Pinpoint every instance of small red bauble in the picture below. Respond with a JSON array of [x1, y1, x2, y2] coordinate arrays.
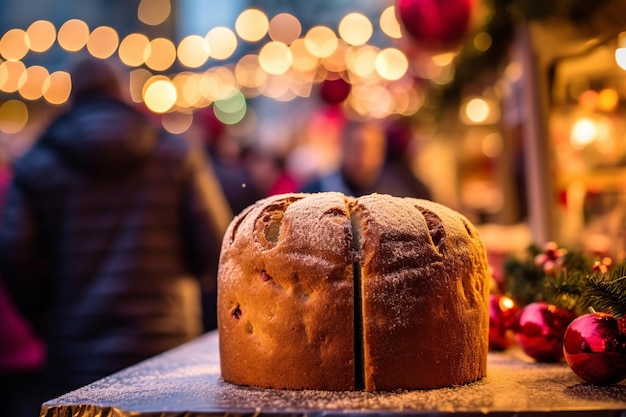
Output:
[[563, 312, 626, 385], [514, 301, 576, 362], [489, 294, 519, 351], [319, 77, 351, 104], [395, 0, 474, 51]]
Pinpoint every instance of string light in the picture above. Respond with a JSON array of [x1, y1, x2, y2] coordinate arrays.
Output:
[[0, 4, 439, 133]]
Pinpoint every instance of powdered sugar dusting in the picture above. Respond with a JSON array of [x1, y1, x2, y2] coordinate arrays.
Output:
[[43, 332, 626, 416]]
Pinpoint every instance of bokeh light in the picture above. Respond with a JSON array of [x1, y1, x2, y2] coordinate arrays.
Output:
[[57, 19, 89, 52], [144, 37, 176, 71], [177, 35, 210, 68], [138, 0, 171, 26], [380, 6, 402, 39], [0, 100, 28, 134], [375, 47, 408, 81], [43, 71, 72, 105], [205, 27, 237, 60], [289, 39, 319, 73], [304, 26, 338, 58], [87, 26, 119, 59], [0, 60, 26, 93], [0, 29, 30, 61], [18, 65, 49, 100], [259, 41, 292, 75], [268, 13, 302, 44], [161, 111, 193, 134], [236, 9, 269, 42], [338, 13, 373, 46], [213, 91, 247, 124], [118, 33, 150, 67], [26, 20, 56, 53], [143, 76, 177, 113]]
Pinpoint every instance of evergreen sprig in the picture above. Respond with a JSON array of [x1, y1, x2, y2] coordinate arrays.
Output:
[[502, 243, 626, 317], [583, 270, 626, 318]]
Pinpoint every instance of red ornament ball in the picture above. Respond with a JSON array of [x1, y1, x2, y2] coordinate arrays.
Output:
[[395, 0, 474, 51], [489, 294, 519, 351], [514, 302, 576, 362], [563, 312, 626, 385], [319, 77, 351, 104]]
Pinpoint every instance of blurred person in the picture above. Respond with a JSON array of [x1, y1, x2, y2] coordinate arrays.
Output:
[[377, 120, 432, 200], [243, 145, 299, 197], [0, 57, 232, 407], [197, 108, 263, 215], [300, 119, 432, 199]]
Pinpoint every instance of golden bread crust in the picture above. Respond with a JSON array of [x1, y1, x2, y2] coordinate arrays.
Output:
[[217, 192, 489, 391]]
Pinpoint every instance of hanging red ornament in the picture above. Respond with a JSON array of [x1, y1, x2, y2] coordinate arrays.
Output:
[[489, 294, 519, 351], [563, 312, 626, 385], [514, 301, 576, 362], [395, 0, 475, 52], [319, 76, 351, 104]]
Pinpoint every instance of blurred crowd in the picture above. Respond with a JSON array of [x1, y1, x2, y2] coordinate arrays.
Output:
[[0, 57, 432, 417]]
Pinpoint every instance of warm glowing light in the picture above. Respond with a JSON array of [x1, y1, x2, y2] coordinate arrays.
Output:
[[304, 26, 338, 58], [87, 26, 119, 59], [346, 45, 378, 78], [177, 35, 209, 68], [578, 90, 598, 109], [214, 91, 247, 125], [432, 52, 455, 66], [322, 40, 348, 73], [289, 39, 318, 73], [0, 60, 26, 93], [0, 100, 28, 134], [482, 133, 502, 158], [0, 29, 30, 60], [268, 13, 302, 44], [58, 19, 89, 52], [18, 65, 49, 100], [205, 27, 237, 60], [462, 97, 491, 124], [175, 72, 205, 107], [143, 76, 177, 113], [118, 33, 150, 67], [258, 41, 293, 75], [375, 48, 408, 81], [201, 67, 237, 101], [570, 117, 597, 149], [144, 37, 176, 71], [473, 32, 492, 52], [380, 6, 402, 39], [161, 111, 193, 134], [349, 84, 394, 119], [597, 88, 619, 111], [236, 54, 266, 89], [261, 74, 295, 101], [338, 13, 373, 46], [26, 20, 56, 53], [138, 0, 171, 26], [236, 9, 269, 42], [129, 68, 152, 103], [43, 71, 72, 105], [615, 47, 626, 70]]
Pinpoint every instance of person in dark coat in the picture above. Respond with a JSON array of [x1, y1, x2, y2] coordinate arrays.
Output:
[[0, 58, 232, 405]]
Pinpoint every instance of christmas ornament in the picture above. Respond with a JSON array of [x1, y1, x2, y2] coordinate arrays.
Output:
[[489, 294, 519, 351], [563, 312, 626, 385], [395, 0, 475, 51], [319, 76, 351, 104], [514, 301, 576, 362], [534, 241, 567, 274]]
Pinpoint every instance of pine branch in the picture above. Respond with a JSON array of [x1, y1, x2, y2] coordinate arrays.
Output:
[[584, 268, 626, 318]]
